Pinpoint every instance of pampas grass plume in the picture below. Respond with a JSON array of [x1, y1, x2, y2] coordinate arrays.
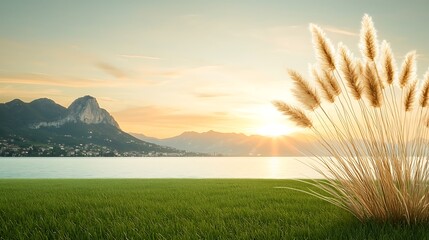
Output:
[[419, 69, 429, 107], [380, 40, 397, 85], [310, 24, 337, 71], [360, 14, 379, 61], [338, 43, 362, 100], [273, 101, 313, 128], [288, 69, 321, 111], [399, 51, 417, 88], [275, 14, 429, 224]]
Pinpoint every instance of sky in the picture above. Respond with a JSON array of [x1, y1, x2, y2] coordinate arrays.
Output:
[[1, 0, 429, 138]]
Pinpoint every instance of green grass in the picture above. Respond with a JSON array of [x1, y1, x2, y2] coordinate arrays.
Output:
[[0, 179, 428, 239]]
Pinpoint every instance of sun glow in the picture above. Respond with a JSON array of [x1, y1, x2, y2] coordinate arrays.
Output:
[[256, 123, 293, 137], [247, 105, 298, 137]]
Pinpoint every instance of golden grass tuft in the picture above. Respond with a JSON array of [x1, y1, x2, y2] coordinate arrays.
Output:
[[312, 67, 336, 103], [360, 14, 379, 61], [323, 70, 341, 96], [310, 24, 336, 71], [338, 44, 362, 100], [380, 40, 397, 85], [399, 51, 417, 88], [419, 69, 429, 107], [404, 80, 417, 111], [288, 69, 321, 111], [275, 14, 429, 224], [363, 62, 382, 107], [272, 101, 313, 128]]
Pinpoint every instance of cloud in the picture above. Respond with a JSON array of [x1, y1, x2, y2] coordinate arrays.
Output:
[[114, 106, 229, 126], [136, 65, 221, 79], [194, 92, 232, 98], [323, 26, 358, 36], [0, 87, 63, 99], [0, 73, 118, 88], [112, 105, 249, 138], [95, 62, 127, 78], [120, 54, 161, 60], [249, 24, 357, 54]]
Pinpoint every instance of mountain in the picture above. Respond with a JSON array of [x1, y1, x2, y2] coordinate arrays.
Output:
[[0, 96, 193, 157], [132, 130, 321, 156], [31, 95, 119, 129], [0, 98, 68, 131]]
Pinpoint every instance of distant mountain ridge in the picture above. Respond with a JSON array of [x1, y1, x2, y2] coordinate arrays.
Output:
[[0, 96, 192, 156], [132, 130, 320, 156]]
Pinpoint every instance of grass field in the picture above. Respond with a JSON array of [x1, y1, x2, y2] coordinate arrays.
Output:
[[0, 179, 428, 239]]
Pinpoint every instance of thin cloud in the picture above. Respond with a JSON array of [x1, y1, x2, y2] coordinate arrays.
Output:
[[137, 65, 221, 79], [194, 92, 232, 98], [324, 26, 358, 36], [0, 87, 65, 104], [29, 72, 51, 77], [112, 105, 246, 138], [98, 97, 119, 102], [96, 62, 127, 78], [0, 74, 118, 88], [120, 54, 161, 60]]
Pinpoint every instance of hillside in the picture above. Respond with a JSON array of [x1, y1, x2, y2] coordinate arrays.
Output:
[[0, 96, 195, 157]]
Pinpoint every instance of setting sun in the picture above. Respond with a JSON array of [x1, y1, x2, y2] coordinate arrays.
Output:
[[256, 123, 293, 137], [249, 105, 297, 137]]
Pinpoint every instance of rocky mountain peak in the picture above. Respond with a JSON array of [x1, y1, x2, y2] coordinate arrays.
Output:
[[31, 95, 120, 129], [68, 95, 99, 115], [66, 95, 119, 128]]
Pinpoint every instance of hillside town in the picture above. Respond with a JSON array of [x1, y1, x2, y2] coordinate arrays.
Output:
[[0, 136, 194, 157]]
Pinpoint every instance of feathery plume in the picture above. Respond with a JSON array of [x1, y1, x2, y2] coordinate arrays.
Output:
[[312, 67, 335, 103], [273, 101, 313, 128], [419, 69, 429, 107], [338, 43, 362, 100], [404, 80, 417, 111], [363, 62, 382, 107], [275, 14, 429, 224], [380, 40, 397, 85], [399, 51, 417, 88], [310, 24, 336, 71], [360, 14, 379, 61], [288, 69, 321, 111], [356, 59, 364, 76], [323, 70, 341, 96]]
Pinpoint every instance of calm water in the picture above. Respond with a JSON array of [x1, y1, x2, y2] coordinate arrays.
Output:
[[0, 157, 323, 179]]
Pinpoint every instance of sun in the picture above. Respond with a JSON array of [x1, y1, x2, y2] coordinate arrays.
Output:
[[256, 123, 294, 137], [246, 104, 298, 137]]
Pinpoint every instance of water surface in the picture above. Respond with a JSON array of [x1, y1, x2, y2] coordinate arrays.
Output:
[[0, 157, 323, 178]]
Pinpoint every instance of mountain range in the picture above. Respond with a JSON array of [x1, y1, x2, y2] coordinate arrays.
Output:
[[0, 95, 319, 157], [131, 130, 319, 156], [0, 96, 189, 156]]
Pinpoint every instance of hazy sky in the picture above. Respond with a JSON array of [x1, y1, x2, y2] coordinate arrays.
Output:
[[1, 1, 429, 137]]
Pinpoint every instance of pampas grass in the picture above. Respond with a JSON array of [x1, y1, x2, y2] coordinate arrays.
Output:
[[399, 51, 417, 88], [360, 14, 379, 62], [275, 15, 429, 224], [312, 67, 336, 103], [419, 70, 429, 107], [288, 69, 321, 111]]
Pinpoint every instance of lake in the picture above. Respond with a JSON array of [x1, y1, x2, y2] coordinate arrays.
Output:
[[0, 157, 324, 179]]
